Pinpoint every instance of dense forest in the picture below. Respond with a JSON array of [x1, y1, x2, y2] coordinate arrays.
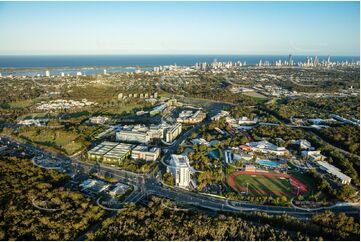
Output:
[[89, 196, 360, 241], [316, 125, 360, 155], [0, 157, 105, 240], [268, 96, 360, 120], [0, 155, 359, 241]]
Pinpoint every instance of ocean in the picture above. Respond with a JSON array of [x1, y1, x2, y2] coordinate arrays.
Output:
[[0, 55, 359, 76]]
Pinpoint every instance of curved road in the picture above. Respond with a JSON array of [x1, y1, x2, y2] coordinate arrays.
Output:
[[2, 126, 359, 220]]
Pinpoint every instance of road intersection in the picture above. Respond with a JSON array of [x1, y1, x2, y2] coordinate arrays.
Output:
[[1, 118, 359, 220]]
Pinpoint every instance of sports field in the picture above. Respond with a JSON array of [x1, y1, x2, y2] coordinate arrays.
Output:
[[227, 171, 308, 197]]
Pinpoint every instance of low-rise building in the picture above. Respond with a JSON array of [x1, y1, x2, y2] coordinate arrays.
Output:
[[148, 124, 164, 139], [190, 138, 209, 146], [238, 116, 258, 125], [177, 110, 206, 124], [301, 150, 326, 161], [89, 116, 109, 124], [294, 139, 313, 150], [211, 110, 229, 121], [316, 160, 352, 185], [108, 182, 130, 197], [80, 179, 110, 194], [150, 104, 166, 116], [103, 143, 134, 164], [169, 154, 191, 188], [245, 140, 289, 156], [244, 165, 256, 172], [131, 145, 160, 161], [88, 141, 118, 162], [116, 130, 150, 144], [233, 152, 253, 161], [87, 141, 134, 164], [18, 118, 49, 126]]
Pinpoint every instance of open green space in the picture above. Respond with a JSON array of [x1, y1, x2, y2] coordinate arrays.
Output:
[[99, 103, 145, 116], [288, 170, 316, 197], [242, 91, 268, 99], [60, 111, 90, 119], [19, 112, 59, 120], [233, 173, 294, 197], [8, 99, 34, 109], [19, 128, 84, 155]]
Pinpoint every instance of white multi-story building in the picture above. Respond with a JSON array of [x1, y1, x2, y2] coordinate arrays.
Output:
[[116, 130, 150, 144], [45, 70, 50, 77], [147, 124, 164, 139], [177, 110, 206, 124], [131, 145, 160, 161], [164, 123, 182, 143], [169, 154, 191, 188], [211, 110, 229, 121], [89, 116, 109, 124]]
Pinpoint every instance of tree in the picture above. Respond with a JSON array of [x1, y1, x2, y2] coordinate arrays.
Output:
[[163, 172, 174, 186], [337, 184, 356, 201]]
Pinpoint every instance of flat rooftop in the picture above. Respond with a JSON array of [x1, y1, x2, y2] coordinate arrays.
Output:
[[317, 160, 351, 181], [103, 143, 134, 158], [171, 154, 190, 168], [88, 141, 118, 156], [132, 145, 148, 152], [117, 130, 148, 136], [133, 145, 160, 153]]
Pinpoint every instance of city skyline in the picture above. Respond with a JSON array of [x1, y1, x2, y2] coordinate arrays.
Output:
[[0, 1, 359, 56]]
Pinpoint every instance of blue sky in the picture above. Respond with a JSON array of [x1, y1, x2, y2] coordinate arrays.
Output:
[[0, 1, 359, 56]]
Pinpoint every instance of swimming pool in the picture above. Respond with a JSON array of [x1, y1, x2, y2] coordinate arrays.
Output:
[[256, 159, 281, 167]]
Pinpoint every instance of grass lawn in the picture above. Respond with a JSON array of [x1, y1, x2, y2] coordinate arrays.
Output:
[[288, 170, 316, 197], [98, 103, 144, 115], [242, 91, 268, 99], [9, 100, 34, 109], [232, 173, 294, 197], [60, 111, 90, 119], [19, 128, 84, 155], [9, 97, 50, 109], [19, 112, 59, 120]]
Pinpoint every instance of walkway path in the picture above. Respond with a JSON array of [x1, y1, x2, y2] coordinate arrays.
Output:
[[290, 198, 360, 212], [31, 198, 63, 211]]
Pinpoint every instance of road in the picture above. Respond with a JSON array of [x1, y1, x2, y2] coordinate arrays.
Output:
[[142, 174, 359, 218], [1, 123, 359, 220], [162, 124, 202, 162]]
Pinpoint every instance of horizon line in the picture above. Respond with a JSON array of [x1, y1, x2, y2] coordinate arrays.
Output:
[[0, 53, 359, 57]]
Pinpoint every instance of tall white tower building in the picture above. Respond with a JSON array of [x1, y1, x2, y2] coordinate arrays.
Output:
[[169, 154, 191, 188]]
